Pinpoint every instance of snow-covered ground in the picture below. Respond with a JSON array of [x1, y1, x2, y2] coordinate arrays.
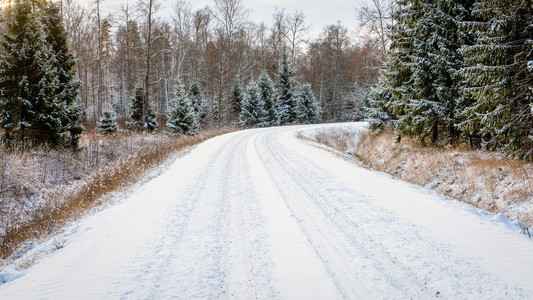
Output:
[[1, 122, 533, 299]]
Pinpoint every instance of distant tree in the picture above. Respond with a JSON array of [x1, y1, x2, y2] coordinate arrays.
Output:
[[356, 0, 397, 58], [98, 111, 118, 134], [296, 84, 321, 124], [230, 81, 245, 119], [167, 81, 198, 135], [276, 53, 297, 124], [258, 72, 280, 126], [343, 83, 369, 121], [283, 9, 309, 62], [190, 81, 207, 123], [240, 81, 266, 127], [128, 87, 158, 132]]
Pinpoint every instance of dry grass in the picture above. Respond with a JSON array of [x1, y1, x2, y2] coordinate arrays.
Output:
[[311, 128, 533, 227], [0, 128, 233, 260], [312, 128, 359, 153]]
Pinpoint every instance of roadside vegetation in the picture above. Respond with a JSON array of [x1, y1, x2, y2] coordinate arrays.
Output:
[[308, 127, 533, 229], [0, 124, 232, 260]]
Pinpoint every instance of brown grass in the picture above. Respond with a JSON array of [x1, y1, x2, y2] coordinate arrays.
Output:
[[0, 128, 233, 260], [310, 128, 533, 227], [313, 128, 359, 153]]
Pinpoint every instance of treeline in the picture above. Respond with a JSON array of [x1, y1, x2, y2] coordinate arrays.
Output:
[[0, 0, 382, 147], [368, 0, 533, 160]]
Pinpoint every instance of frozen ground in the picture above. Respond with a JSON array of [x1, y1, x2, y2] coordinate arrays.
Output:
[[1, 123, 533, 299]]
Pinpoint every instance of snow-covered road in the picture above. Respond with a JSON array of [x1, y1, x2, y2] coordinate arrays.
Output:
[[1, 123, 533, 299]]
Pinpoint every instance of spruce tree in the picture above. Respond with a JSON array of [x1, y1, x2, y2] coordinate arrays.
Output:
[[296, 84, 321, 124], [41, 2, 83, 147], [98, 111, 118, 135], [231, 82, 245, 119], [0, 0, 61, 148], [276, 53, 297, 124], [369, 1, 472, 145], [128, 87, 145, 130], [258, 72, 280, 127], [128, 87, 158, 132], [167, 82, 198, 135], [459, 0, 533, 159], [144, 104, 158, 132], [366, 2, 418, 135], [240, 81, 266, 128], [190, 81, 207, 122]]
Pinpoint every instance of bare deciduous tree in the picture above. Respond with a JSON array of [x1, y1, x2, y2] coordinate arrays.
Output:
[[283, 9, 309, 63], [356, 0, 396, 59]]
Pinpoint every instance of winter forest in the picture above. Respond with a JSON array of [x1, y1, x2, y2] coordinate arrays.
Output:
[[0, 0, 384, 148], [0, 0, 532, 156]]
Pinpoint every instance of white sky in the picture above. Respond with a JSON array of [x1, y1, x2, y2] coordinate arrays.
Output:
[[89, 0, 363, 38]]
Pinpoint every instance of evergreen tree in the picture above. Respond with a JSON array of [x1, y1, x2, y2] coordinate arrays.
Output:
[[128, 87, 158, 132], [190, 81, 207, 122], [344, 84, 369, 121], [41, 1, 83, 148], [296, 84, 321, 124], [167, 81, 198, 135], [128, 87, 145, 130], [0, 0, 62, 148], [369, 0, 473, 145], [98, 111, 118, 135], [459, 0, 533, 159], [366, 2, 417, 135], [276, 53, 297, 124], [231, 82, 245, 119], [240, 81, 266, 128], [366, 86, 396, 133], [258, 72, 280, 127], [144, 104, 158, 132]]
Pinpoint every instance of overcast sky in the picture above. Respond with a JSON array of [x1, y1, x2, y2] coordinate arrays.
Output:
[[91, 0, 362, 38]]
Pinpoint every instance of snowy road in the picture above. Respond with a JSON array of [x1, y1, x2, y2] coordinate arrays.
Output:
[[2, 123, 533, 299]]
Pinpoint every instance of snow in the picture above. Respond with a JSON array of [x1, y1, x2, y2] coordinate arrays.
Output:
[[1, 122, 533, 299]]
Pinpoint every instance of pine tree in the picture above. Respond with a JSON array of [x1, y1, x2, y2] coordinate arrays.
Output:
[[258, 72, 280, 127], [98, 111, 118, 135], [276, 53, 297, 124], [41, 1, 83, 148], [0, 0, 62, 148], [167, 81, 198, 135], [296, 84, 321, 124], [459, 0, 533, 159], [128, 87, 158, 132], [240, 81, 266, 128]]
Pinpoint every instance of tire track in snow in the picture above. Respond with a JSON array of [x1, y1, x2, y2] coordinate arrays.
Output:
[[2, 124, 533, 299], [217, 131, 277, 299], [257, 126, 529, 298], [130, 130, 278, 299], [127, 132, 249, 298], [255, 128, 435, 299]]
